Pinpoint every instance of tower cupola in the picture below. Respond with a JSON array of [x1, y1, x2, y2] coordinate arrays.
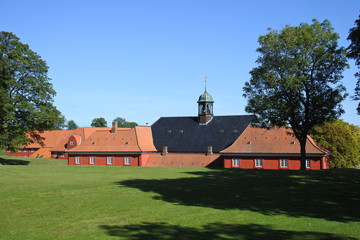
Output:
[[198, 73, 214, 124]]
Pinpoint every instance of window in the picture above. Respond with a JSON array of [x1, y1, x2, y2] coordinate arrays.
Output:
[[70, 141, 74, 146], [89, 157, 95, 165], [306, 159, 311, 169], [232, 158, 240, 167], [107, 157, 113, 165], [24, 149, 27, 152], [280, 159, 288, 168], [60, 153, 65, 158], [75, 157, 81, 164], [31, 149, 35, 152], [255, 158, 263, 167], [124, 157, 131, 165], [53, 153, 58, 157]]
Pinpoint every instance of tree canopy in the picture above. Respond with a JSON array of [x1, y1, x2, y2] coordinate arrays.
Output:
[[347, 14, 360, 114], [113, 117, 138, 128], [91, 117, 107, 127], [243, 19, 348, 170], [55, 114, 67, 130], [67, 120, 78, 130], [0, 31, 61, 151], [310, 119, 360, 168]]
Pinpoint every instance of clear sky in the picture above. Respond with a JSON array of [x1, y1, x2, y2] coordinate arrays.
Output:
[[1, 0, 359, 126]]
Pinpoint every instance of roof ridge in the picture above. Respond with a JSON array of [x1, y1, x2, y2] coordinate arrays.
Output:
[[133, 126, 142, 151], [306, 135, 329, 153]]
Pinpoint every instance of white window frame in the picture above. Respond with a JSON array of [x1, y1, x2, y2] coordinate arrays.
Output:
[[89, 157, 95, 165], [60, 153, 65, 158], [107, 157, 113, 165], [306, 159, 311, 169], [75, 157, 81, 165], [255, 158, 263, 167], [280, 159, 288, 168], [124, 157, 131, 165], [232, 158, 240, 167], [70, 141, 74, 146]]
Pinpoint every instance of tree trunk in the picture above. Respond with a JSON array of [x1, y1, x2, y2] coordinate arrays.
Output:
[[299, 138, 307, 170]]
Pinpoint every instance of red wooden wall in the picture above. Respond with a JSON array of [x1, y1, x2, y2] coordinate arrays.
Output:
[[68, 155, 140, 166], [224, 156, 329, 170], [5, 149, 38, 157]]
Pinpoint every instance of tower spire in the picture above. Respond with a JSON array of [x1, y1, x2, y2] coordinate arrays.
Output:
[[204, 73, 207, 92]]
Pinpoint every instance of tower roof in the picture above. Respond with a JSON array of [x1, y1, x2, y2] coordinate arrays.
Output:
[[197, 91, 214, 103]]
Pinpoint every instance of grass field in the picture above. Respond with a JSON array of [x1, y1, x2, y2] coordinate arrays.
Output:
[[0, 154, 359, 240]]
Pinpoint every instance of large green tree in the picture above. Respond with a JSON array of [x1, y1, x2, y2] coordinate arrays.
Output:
[[243, 19, 348, 170], [310, 119, 360, 168], [91, 117, 107, 127], [113, 117, 138, 128], [0, 31, 61, 151], [347, 14, 360, 114]]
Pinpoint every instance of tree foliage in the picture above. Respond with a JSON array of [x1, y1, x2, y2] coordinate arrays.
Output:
[[67, 120, 78, 130], [347, 14, 360, 114], [0, 31, 61, 151], [243, 19, 348, 170], [55, 114, 67, 130], [310, 119, 360, 168], [113, 117, 138, 128], [91, 117, 107, 127]]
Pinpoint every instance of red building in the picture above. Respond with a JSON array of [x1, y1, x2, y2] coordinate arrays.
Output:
[[221, 126, 330, 170], [67, 123, 157, 166], [6, 128, 110, 159], [6, 89, 330, 170]]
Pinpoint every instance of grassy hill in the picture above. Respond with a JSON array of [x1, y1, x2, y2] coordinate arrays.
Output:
[[0, 154, 359, 239]]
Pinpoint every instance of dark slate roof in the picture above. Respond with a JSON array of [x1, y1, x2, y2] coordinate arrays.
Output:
[[151, 115, 255, 153]]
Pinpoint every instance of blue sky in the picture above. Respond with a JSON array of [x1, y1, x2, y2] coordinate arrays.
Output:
[[1, 0, 359, 126]]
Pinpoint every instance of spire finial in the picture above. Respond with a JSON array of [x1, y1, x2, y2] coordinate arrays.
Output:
[[204, 73, 207, 92]]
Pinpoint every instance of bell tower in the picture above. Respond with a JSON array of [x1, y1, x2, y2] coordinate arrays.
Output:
[[197, 74, 214, 124]]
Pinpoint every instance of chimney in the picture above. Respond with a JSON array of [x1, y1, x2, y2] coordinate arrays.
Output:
[[162, 146, 168, 156], [207, 146, 213, 156], [111, 122, 118, 133]]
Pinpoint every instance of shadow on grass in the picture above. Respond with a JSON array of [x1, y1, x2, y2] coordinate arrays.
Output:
[[100, 222, 357, 240], [118, 169, 360, 222], [0, 157, 30, 165]]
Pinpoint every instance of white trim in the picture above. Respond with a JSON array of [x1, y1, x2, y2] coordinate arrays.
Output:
[[280, 159, 288, 168], [255, 158, 263, 167], [306, 159, 311, 168], [107, 157, 113, 165], [232, 158, 240, 167], [89, 157, 95, 165], [75, 157, 81, 165], [124, 157, 131, 165]]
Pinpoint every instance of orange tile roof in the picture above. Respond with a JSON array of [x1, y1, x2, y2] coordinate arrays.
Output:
[[26, 130, 70, 148], [25, 127, 112, 152], [29, 147, 53, 158], [146, 153, 220, 167], [67, 126, 156, 153], [221, 126, 329, 155]]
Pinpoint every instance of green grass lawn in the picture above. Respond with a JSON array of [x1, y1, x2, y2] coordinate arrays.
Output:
[[0, 154, 359, 240]]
